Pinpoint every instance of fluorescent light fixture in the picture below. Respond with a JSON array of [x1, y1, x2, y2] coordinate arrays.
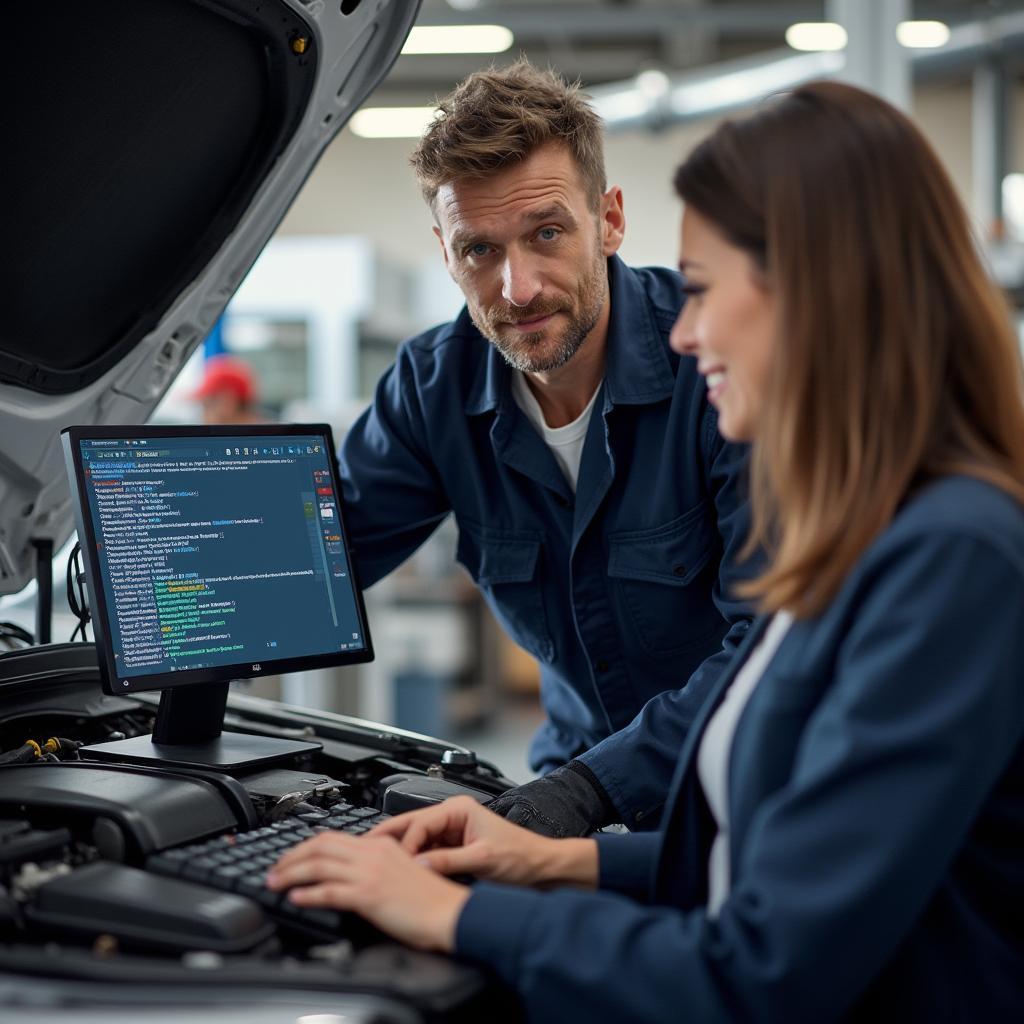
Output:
[[670, 52, 844, 118], [785, 22, 848, 52], [591, 90, 651, 123], [401, 24, 513, 55], [896, 20, 950, 49], [350, 106, 438, 139]]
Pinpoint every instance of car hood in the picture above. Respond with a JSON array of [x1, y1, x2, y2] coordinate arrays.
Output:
[[0, 0, 420, 595]]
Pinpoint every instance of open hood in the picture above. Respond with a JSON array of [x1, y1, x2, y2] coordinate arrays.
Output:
[[0, 0, 420, 596]]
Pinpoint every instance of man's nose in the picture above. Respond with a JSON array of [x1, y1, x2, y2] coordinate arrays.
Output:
[[500, 252, 543, 308]]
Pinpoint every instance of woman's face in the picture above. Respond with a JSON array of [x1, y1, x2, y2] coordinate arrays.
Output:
[[669, 207, 777, 442]]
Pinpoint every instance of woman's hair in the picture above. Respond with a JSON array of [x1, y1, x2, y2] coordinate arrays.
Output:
[[674, 80, 1024, 617]]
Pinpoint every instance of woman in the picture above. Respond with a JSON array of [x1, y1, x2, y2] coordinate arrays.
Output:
[[268, 82, 1024, 1022]]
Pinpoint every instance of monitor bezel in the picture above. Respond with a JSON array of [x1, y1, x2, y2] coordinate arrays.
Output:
[[62, 422, 374, 698]]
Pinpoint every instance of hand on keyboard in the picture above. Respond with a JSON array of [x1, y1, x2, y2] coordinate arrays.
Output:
[[266, 828, 471, 953], [148, 799, 391, 937], [365, 794, 598, 889]]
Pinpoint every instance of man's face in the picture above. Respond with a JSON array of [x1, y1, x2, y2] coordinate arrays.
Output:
[[433, 143, 623, 374], [201, 391, 244, 425]]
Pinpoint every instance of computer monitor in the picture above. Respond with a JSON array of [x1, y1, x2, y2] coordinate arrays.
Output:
[[61, 424, 374, 769]]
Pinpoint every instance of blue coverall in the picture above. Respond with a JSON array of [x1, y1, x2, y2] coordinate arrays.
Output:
[[339, 256, 751, 821]]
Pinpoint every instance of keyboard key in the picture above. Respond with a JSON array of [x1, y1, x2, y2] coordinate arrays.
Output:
[[325, 816, 355, 829], [237, 874, 268, 899]]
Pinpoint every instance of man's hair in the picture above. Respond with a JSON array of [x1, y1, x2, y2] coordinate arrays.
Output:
[[411, 60, 606, 210]]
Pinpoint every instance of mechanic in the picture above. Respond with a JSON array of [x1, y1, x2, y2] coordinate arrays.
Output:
[[338, 60, 751, 835]]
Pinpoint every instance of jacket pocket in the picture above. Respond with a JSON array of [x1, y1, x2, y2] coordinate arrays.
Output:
[[456, 520, 555, 664], [608, 503, 725, 656]]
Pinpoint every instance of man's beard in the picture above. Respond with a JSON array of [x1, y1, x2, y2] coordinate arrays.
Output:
[[471, 250, 607, 374]]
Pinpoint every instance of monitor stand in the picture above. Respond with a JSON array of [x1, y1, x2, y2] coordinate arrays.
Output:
[[81, 681, 321, 771]]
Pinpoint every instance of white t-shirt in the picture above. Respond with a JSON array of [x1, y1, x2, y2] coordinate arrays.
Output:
[[511, 372, 602, 492], [697, 611, 795, 917]]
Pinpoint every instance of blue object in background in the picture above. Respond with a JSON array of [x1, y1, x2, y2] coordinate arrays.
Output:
[[204, 316, 227, 358], [393, 667, 447, 739]]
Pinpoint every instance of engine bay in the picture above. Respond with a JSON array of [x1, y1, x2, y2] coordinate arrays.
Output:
[[0, 642, 519, 1023]]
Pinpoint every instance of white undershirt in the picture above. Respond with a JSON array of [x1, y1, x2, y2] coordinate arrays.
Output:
[[697, 611, 795, 918], [511, 372, 602, 492]]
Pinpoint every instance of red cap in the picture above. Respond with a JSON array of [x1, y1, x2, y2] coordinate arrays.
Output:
[[191, 356, 257, 405]]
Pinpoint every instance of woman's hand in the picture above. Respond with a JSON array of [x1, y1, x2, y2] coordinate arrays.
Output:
[[266, 833, 469, 952], [368, 795, 599, 889]]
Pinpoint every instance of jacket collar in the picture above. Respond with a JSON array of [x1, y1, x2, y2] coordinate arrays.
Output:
[[464, 254, 676, 416]]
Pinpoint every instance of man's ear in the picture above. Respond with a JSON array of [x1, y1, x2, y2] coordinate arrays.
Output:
[[433, 224, 451, 271], [600, 186, 626, 257]]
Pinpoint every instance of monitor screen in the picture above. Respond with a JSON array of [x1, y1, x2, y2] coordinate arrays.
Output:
[[62, 425, 373, 696]]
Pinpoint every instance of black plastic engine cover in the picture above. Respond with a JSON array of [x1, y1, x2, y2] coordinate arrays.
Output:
[[0, 762, 244, 860]]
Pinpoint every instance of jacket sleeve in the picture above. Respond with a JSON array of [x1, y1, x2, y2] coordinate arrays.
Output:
[[337, 344, 451, 588], [593, 832, 662, 901], [578, 414, 754, 827], [455, 529, 1024, 1023]]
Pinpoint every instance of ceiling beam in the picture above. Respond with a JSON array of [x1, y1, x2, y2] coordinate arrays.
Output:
[[414, 4, 821, 37]]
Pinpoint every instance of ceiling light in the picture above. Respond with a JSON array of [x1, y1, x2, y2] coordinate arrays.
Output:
[[401, 25, 513, 55], [635, 69, 671, 101], [349, 107, 438, 139], [785, 22, 848, 52], [670, 52, 845, 117], [896, 20, 950, 49]]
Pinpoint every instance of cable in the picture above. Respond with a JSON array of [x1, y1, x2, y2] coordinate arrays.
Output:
[[66, 541, 91, 643], [0, 622, 34, 649], [0, 743, 38, 765]]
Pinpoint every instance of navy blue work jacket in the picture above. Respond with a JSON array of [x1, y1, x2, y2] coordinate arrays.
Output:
[[456, 476, 1024, 1022], [339, 256, 751, 819]]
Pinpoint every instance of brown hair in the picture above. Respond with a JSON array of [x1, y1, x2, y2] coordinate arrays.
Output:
[[674, 80, 1024, 617], [411, 59, 606, 209]]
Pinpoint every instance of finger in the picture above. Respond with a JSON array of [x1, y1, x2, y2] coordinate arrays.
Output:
[[267, 852, 360, 890], [366, 811, 418, 841], [367, 801, 468, 853], [286, 880, 362, 911], [417, 842, 491, 878]]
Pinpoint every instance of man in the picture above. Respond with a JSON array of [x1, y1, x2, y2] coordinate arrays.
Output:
[[339, 61, 750, 835], [193, 354, 264, 425]]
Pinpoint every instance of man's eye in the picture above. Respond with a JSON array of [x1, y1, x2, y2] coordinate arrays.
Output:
[[467, 243, 490, 258], [537, 227, 560, 242]]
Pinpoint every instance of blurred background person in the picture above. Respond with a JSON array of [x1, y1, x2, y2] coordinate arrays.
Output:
[[192, 353, 266, 425]]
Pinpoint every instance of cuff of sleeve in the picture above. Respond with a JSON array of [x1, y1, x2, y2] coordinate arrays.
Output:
[[454, 882, 548, 983], [577, 748, 628, 818], [595, 832, 661, 902]]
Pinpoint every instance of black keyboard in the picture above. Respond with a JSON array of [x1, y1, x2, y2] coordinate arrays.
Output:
[[147, 801, 390, 936]]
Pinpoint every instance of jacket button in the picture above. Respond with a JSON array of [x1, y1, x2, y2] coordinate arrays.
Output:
[[554, 494, 572, 509], [595, 659, 609, 673], [672, 564, 687, 577]]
